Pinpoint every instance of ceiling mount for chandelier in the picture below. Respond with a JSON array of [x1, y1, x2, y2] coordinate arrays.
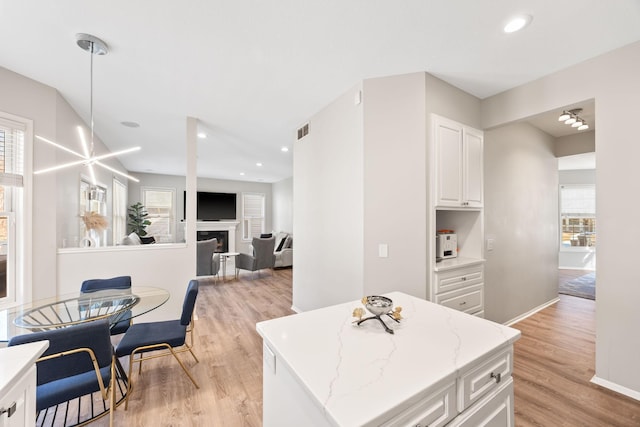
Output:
[[34, 33, 140, 184]]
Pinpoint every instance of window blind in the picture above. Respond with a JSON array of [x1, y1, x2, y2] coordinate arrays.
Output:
[[242, 193, 265, 239], [0, 118, 25, 188], [560, 185, 595, 216]]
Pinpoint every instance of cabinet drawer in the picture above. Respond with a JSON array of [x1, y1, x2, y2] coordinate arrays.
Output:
[[435, 266, 483, 294], [379, 381, 456, 427], [458, 346, 513, 412], [435, 284, 483, 315], [448, 377, 514, 427]]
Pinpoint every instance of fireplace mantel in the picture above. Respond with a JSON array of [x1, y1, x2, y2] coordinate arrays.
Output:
[[195, 221, 240, 252]]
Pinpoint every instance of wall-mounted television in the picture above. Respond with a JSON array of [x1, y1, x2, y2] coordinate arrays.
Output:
[[184, 191, 237, 221]]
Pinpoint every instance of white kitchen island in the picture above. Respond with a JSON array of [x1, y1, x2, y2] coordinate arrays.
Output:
[[256, 291, 521, 427]]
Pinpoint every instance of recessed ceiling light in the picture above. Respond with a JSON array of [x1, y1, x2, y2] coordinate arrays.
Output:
[[281, 146, 289, 152], [121, 121, 140, 128], [503, 14, 532, 33], [240, 172, 245, 176], [256, 162, 262, 167], [197, 132, 207, 139]]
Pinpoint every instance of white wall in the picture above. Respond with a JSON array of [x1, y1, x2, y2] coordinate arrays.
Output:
[[484, 122, 559, 324], [294, 72, 482, 310], [272, 177, 293, 233], [362, 73, 427, 297], [555, 130, 595, 157], [293, 83, 364, 312], [0, 66, 57, 301], [482, 41, 640, 398]]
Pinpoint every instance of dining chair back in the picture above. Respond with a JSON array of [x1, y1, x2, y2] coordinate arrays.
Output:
[[81, 275, 132, 292], [80, 275, 132, 334], [8, 319, 116, 426], [115, 279, 200, 409]]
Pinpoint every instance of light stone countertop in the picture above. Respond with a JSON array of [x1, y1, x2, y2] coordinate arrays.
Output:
[[0, 340, 48, 397], [257, 291, 520, 426]]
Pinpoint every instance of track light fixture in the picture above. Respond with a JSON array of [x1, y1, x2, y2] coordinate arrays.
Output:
[[558, 109, 589, 131]]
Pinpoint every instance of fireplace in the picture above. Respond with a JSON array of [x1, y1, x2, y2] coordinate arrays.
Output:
[[197, 230, 229, 253], [195, 220, 239, 254]]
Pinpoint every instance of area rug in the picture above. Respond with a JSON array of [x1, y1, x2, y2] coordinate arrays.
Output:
[[559, 272, 596, 300]]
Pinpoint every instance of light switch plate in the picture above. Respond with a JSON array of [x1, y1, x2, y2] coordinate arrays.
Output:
[[378, 244, 388, 258], [486, 238, 495, 251]]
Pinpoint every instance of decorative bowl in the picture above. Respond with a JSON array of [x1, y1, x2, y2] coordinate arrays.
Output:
[[364, 295, 393, 316]]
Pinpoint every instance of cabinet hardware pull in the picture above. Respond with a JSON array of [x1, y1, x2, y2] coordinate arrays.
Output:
[[459, 301, 467, 305], [461, 277, 466, 281], [0, 402, 17, 417], [490, 372, 501, 383]]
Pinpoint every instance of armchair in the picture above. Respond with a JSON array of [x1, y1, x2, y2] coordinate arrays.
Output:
[[236, 236, 276, 277], [197, 238, 221, 280]]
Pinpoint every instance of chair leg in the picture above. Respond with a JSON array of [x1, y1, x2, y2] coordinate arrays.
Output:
[[109, 357, 115, 427], [125, 354, 134, 410], [169, 348, 200, 388]]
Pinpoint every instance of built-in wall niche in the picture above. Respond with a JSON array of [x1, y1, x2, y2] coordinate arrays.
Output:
[[435, 209, 483, 263]]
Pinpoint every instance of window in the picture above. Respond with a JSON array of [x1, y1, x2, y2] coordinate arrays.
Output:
[[242, 193, 265, 240], [560, 184, 596, 248], [142, 187, 175, 243], [0, 116, 26, 305], [112, 178, 127, 243]]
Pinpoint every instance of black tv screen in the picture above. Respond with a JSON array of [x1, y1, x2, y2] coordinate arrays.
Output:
[[184, 191, 237, 221]]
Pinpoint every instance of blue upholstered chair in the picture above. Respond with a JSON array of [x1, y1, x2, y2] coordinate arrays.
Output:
[[81, 275, 132, 334], [8, 319, 116, 426], [115, 279, 200, 408]]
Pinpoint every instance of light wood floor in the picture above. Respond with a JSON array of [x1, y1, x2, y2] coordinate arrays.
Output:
[[94, 268, 640, 426]]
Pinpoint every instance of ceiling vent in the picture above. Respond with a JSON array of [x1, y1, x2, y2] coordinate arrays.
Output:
[[297, 123, 309, 140]]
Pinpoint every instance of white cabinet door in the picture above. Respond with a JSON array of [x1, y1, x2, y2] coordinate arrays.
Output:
[[434, 116, 464, 207], [0, 365, 36, 427], [463, 127, 483, 208], [433, 114, 483, 208]]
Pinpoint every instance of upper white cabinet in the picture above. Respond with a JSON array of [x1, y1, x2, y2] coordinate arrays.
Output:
[[433, 114, 484, 208]]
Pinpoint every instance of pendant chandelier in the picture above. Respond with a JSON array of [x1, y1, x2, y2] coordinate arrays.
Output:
[[34, 33, 140, 184]]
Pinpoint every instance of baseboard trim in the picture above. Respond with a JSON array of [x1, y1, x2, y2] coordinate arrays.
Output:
[[504, 297, 560, 327], [290, 305, 302, 313], [591, 376, 640, 401]]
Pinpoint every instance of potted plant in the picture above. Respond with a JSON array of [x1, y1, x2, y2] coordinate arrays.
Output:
[[128, 202, 151, 237]]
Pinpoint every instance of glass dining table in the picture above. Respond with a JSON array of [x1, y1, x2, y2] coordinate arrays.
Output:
[[1, 286, 169, 342], [0, 286, 170, 424]]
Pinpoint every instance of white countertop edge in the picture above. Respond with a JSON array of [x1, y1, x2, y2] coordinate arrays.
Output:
[[0, 340, 49, 396]]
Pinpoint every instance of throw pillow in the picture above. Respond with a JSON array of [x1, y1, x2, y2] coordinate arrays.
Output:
[[276, 234, 288, 252], [284, 235, 293, 249]]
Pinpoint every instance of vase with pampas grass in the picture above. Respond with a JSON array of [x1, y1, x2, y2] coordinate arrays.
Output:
[[80, 211, 108, 247]]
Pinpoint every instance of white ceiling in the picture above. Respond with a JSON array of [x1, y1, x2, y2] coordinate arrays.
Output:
[[1, 1, 639, 183]]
